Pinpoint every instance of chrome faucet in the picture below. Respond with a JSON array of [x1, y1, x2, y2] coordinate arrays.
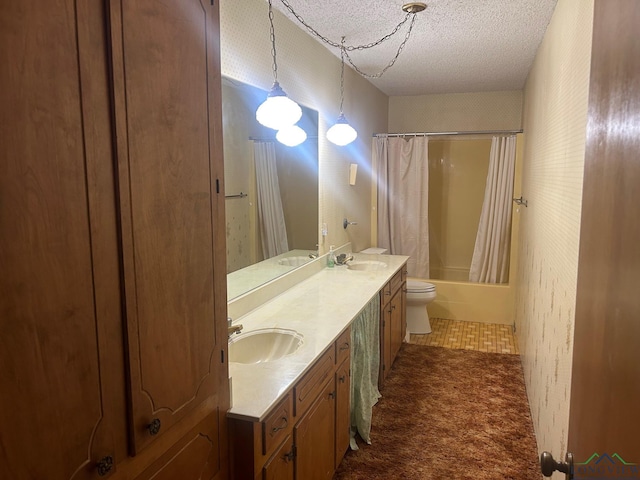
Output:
[[309, 244, 319, 259], [228, 317, 243, 337]]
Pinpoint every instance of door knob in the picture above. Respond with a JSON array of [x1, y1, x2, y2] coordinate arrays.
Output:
[[541, 451, 573, 479]]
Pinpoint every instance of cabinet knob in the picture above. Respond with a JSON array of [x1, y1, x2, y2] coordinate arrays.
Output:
[[147, 418, 161, 436], [339, 342, 350, 352], [96, 456, 114, 476], [328, 391, 336, 399], [339, 375, 346, 383]]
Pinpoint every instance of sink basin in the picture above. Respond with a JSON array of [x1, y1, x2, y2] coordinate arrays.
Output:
[[348, 260, 388, 271], [278, 256, 311, 267], [229, 328, 304, 364]]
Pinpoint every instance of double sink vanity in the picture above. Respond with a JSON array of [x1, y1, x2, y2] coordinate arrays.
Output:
[[226, 249, 409, 479]]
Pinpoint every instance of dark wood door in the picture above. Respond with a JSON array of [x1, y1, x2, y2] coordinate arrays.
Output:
[[335, 361, 351, 469], [294, 379, 336, 480], [0, 0, 125, 478], [567, 0, 640, 465], [107, 0, 227, 457]]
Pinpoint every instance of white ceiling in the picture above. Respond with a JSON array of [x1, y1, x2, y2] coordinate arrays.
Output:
[[272, 0, 558, 96]]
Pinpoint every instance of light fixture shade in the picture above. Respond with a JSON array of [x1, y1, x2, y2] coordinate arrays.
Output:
[[256, 82, 302, 130], [276, 125, 307, 147], [326, 114, 358, 146]]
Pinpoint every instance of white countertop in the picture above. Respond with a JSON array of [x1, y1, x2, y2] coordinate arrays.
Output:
[[227, 253, 409, 422]]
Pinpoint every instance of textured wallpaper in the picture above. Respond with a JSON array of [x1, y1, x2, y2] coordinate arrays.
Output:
[[220, 0, 388, 255], [516, 0, 594, 468], [388, 90, 523, 133]]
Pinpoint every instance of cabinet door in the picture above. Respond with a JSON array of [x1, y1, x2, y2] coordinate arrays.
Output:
[[133, 413, 220, 480], [390, 291, 404, 361], [335, 361, 351, 468], [380, 304, 392, 383], [0, 1, 124, 478], [294, 379, 336, 480], [262, 435, 295, 480], [107, 0, 228, 456]]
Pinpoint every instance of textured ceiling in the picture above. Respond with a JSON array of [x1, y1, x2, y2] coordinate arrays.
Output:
[[271, 0, 558, 96]]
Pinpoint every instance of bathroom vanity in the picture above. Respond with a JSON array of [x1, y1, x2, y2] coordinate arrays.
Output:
[[227, 253, 408, 479]]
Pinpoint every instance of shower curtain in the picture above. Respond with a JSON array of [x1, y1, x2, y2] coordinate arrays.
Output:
[[375, 136, 430, 278], [253, 141, 289, 258], [469, 136, 516, 283]]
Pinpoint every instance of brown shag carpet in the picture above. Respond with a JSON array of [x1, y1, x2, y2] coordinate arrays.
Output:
[[334, 344, 540, 480]]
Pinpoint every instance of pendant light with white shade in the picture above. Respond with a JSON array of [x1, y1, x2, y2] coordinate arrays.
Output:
[[255, 0, 302, 131], [326, 40, 358, 147]]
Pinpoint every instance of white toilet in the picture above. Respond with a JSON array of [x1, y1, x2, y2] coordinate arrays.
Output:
[[405, 279, 437, 338]]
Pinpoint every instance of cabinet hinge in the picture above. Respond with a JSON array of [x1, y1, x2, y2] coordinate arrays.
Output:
[[216, 178, 220, 194], [293, 444, 297, 458], [221, 349, 225, 363]]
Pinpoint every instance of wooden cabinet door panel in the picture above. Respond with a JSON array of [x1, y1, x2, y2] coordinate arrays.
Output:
[[262, 435, 294, 480], [134, 411, 220, 480], [390, 291, 403, 361], [335, 361, 351, 469], [0, 0, 122, 478], [108, 0, 225, 454], [294, 379, 336, 480]]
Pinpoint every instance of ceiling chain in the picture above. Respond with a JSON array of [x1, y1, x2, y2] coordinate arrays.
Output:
[[277, 0, 421, 78], [268, 0, 279, 82]]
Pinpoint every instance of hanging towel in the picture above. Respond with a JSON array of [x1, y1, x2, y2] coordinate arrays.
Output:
[[350, 296, 382, 448]]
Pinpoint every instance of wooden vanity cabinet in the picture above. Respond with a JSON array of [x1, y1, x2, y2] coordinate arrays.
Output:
[[0, 1, 228, 479], [379, 265, 408, 387], [229, 327, 351, 479]]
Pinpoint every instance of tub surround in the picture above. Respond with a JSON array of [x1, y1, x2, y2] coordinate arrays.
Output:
[[227, 252, 409, 422]]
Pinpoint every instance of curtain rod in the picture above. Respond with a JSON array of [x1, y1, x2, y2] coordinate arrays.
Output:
[[373, 130, 523, 137]]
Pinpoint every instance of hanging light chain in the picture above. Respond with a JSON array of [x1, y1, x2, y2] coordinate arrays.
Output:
[[343, 14, 417, 79], [268, 0, 279, 82], [339, 37, 345, 114], [279, 0, 412, 52]]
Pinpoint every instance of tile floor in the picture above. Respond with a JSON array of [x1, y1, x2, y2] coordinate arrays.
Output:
[[409, 317, 519, 354]]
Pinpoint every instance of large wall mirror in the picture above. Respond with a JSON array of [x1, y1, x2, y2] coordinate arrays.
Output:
[[222, 78, 319, 301]]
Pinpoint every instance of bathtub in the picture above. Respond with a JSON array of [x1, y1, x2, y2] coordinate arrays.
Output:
[[417, 278, 516, 325]]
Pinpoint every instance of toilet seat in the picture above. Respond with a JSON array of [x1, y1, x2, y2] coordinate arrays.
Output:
[[406, 280, 436, 293]]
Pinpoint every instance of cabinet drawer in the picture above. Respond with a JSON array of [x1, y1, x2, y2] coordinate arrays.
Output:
[[380, 280, 392, 306], [262, 393, 293, 456], [389, 268, 404, 295], [293, 347, 335, 418], [335, 327, 351, 367]]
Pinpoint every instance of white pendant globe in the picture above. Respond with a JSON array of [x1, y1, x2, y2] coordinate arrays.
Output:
[[276, 125, 307, 147], [256, 82, 302, 130], [326, 114, 357, 146]]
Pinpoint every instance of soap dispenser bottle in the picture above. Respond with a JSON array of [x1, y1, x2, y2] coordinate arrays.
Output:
[[327, 245, 336, 268]]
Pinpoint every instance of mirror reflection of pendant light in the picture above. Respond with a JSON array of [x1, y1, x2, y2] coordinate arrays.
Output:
[[256, 0, 302, 130], [327, 39, 358, 147], [276, 125, 307, 147]]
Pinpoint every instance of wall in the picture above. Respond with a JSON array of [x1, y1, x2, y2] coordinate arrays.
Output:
[[388, 90, 523, 133], [429, 138, 492, 281], [220, 0, 388, 255], [516, 0, 594, 466]]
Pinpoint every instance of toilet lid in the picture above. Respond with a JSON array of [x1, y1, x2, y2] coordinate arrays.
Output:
[[407, 280, 436, 293]]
